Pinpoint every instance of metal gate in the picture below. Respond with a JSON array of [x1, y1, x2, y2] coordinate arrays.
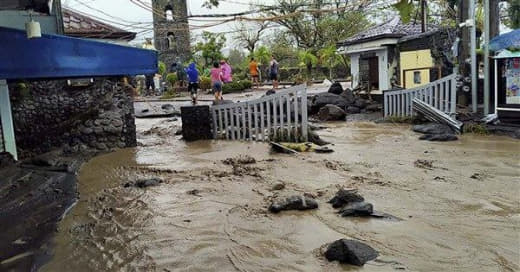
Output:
[[211, 84, 308, 142]]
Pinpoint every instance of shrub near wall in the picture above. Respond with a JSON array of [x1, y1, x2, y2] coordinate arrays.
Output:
[[222, 80, 252, 94]]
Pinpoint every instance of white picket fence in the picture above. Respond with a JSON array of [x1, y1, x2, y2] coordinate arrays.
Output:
[[211, 85, 308, 142], [384, 73, 457, 117]]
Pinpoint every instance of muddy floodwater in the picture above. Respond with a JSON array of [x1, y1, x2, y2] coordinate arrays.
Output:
[[42, 117, 519, 272]]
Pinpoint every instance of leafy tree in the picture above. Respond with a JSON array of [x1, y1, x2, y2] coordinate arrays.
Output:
[[393, 0, 416, 23], [234, 22, 270, 55], [227, 48, 245, 68], [318, 45, 342, 79], [254, 46, 272, 76], [193, 31, 226, 67], [298, 50, 318, 79], [507, 0, 520, 29]]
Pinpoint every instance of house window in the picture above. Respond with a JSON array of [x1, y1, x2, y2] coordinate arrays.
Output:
[[165, 5, 173, 21], [414, 71, 421, 84]]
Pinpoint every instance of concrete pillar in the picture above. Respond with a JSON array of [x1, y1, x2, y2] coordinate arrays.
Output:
[[0, 80, 17, 160], [180, 105, 212, 141], [377, 50, 389, 91], [350, 54, 360, 89]]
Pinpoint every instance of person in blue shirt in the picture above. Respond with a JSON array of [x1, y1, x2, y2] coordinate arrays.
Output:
[[185, 62, 200, 104]]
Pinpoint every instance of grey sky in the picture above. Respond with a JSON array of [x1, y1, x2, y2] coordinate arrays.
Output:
[[62, 0, 275, 48]]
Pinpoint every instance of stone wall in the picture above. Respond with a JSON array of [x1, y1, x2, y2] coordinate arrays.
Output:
[[8, 79, 136, 159]]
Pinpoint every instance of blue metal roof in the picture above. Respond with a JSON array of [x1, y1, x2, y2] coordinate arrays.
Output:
[[489, 29, 520, 52], [0, 26, 157, 80]]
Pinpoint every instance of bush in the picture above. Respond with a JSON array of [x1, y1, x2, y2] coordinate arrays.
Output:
[[200, 76, 211, 91], [222, 80, 253, 94], [158, 61, 166, 75], [166, 73, 177, 88]]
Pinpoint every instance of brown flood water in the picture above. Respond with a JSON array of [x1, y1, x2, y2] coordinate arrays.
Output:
[[42, 118, 520, 272]]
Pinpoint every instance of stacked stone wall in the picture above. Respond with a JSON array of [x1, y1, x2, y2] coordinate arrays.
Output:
[[8, 79, 136, 159]]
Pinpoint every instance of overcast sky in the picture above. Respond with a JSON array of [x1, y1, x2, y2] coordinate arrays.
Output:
[[61, 0, 275, 50]]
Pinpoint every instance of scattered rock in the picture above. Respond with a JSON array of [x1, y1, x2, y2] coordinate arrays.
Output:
[[186, 189, 201, 196], [413, 123, 454, 135], [272, 182, 285, 191], [328, 189, 365, 208], [265, 89, 276, 96], [339, 89, 356, 104], [222, 155, 256, 165], [324, 239, 378, 266], [419, 134, 458, 141], [311, 93, 349, 114], [354, 98, 368, 109], [317, 104, 346, 121], [470, 173, 483, 180], [339, 202, 374, 217], [269, 195, 318, 213], [414, 159, 434, 169], [134, 178, 163, 188], [346, 106, 361, 114], [365, 103, 382, 112], [161, 104, 175, 111], [328, 82, 343, 95]]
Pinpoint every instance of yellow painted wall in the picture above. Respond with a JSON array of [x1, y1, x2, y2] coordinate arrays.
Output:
[[400, 49, 434, 88]]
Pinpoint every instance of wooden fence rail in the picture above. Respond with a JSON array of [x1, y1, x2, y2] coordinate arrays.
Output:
[[384, 73, 457, 117], [211, 85, 308, 142]]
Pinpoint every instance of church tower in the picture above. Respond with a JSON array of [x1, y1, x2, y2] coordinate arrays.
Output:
[[152, 0, 191, 65]]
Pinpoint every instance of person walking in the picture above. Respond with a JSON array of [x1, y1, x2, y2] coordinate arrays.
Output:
[[186, 62, 199, 105], [249, 57, 260, 89], [220, 59, 233, 83], [269, 55, 279, 89], [210, 62, 224, 101]]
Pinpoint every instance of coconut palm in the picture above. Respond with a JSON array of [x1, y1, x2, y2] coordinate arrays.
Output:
[[298, 50, 318, 80], [319, 45, 342, 80]]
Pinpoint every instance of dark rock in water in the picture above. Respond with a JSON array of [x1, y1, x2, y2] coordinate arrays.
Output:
[[354, 98, 368, 109], [324, 239, 378, 266], [308, 130, 330, 146], [413, 123, 454, 135], [318, 104, 346, 121], [266, 89, 276, 96], [340, 89, 356, 105], [365, 103, 382, 112], [135, 178, 163, 188], [328, 82, 343, 95], [419, 134, 458, 141], [213, 99, 234, 105], [269, 195, 318, 213], [161, 104, 175, 111], [346, 106, 361, 114], [311, 93, 349, 114], [339, 201, 374, 217], [328, 189, 365, 208]]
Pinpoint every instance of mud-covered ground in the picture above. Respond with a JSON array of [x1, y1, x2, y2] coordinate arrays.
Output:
[[42, 113, 519, 272]]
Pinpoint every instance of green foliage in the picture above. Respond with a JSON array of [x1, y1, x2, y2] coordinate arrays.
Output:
[[463, 123, 490, 135], [254, 46, 271, 67], [200, 76, 212, 91], [318, 45, 342, 79], [393, 0, 415, 23], [166, 73, 178, 87], [507, 0, 520, 29], [222, 80, 252, 94], [158, 61, 166, 75], [298, 50, 318, 78], [193, 31, 226, 67]]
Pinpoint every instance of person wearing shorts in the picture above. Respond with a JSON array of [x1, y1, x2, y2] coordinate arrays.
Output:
[[269, 55, 279, 89], [211, 62, 224, 100], [186, 62, 199, 104], [249, 57, 260, 89]]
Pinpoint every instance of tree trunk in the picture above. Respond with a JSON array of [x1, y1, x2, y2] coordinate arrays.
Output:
[[489, 0, 500, 39], [458, 0, 470, 78]]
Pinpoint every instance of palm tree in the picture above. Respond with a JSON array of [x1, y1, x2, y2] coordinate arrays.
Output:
[[319, 45, 342, 80], [298, 50, 318, 80]]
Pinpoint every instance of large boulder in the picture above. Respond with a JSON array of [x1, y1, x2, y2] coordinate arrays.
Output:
[[339, 202, 374, 217], [328, 189, 365, 208], [346, 106, 361, 114], [340, 89, 356, 105], [310, 93, 349, 114], [318, 104, 346, 121], [269, 195, 318, 213], [354, 98, 368, 109], [324, 239, 379, 266], [328, 82, 343, 95], [365, 103, 382, 112], [413, 123, 453, 135]]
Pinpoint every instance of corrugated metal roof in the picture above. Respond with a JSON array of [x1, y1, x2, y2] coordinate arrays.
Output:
[[62, 8, 136, 41], [338, 17, 437, 46]]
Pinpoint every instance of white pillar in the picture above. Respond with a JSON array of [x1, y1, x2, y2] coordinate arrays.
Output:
[[483, 0, 490, 115], [470, 0, 478, 113], [0, 80, 17, 160], [377, 49, 389, 91], [350, 54, 360, 89]]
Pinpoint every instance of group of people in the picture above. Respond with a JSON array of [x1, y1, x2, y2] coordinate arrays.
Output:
[[248, 55, 279, 89]]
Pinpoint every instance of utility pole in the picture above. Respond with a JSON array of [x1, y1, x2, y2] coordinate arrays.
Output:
[[470, 0, 477, 113], [483, 0, 490, 115], [421, 0, 427, 33]]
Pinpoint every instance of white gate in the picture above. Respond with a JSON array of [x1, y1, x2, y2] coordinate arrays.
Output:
[[384, 74, 457, 117], [211, 85, 308, 142]]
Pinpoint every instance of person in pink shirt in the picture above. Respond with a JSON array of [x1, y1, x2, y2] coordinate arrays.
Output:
[[211, 62, 224, 100], [220, 59, 233, 83]]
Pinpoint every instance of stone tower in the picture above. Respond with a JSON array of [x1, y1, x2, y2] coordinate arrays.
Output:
[[152, 0, 191, 66]]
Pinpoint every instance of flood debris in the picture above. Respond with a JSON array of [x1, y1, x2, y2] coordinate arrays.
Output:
[[324, 239, 378, 266], [124, 177, 163, 188], [270, 142, 334, 154], [419, 134, 458, 141], [414, 159, 434, 170], [222, 155, 262, 177], [269, 195, 318, 213], [413, 123, 458, 141], [222, 155, 256, 165]]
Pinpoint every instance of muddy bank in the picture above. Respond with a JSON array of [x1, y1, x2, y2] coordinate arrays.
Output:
[[41, 118, 520, 272], [0, 152, 86, 271]]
